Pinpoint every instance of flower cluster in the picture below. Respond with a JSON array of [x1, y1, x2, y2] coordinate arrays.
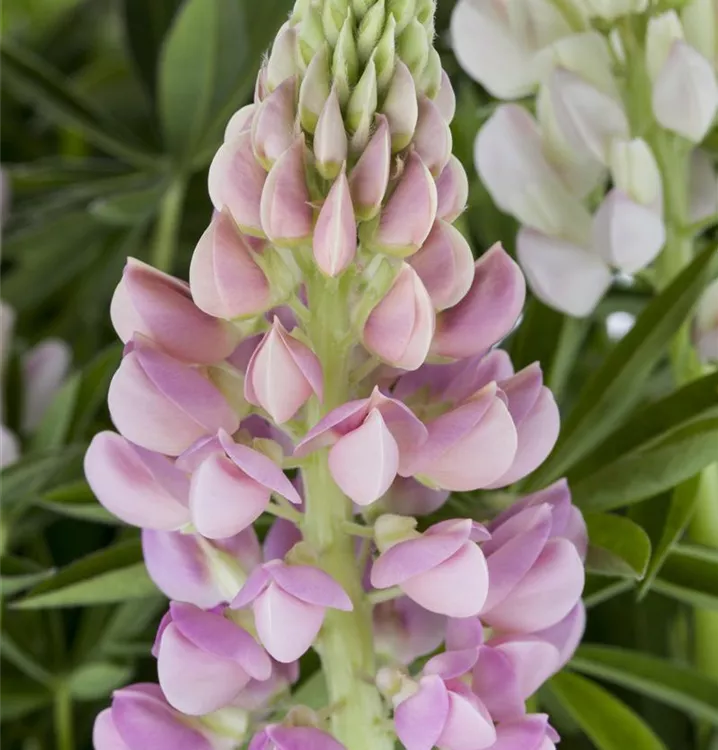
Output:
[[452, 0, 718, 316], [85, 0, 588, 748]]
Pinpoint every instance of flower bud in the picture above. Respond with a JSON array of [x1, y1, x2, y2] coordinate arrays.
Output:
[[232, 560, 352, 662], [107, 340, 239, 456], [435, 155, 468, 222], [313, 169, 357, 276], [608, 137, 661, 208], [142, 528, 261, 608], [357, 0, 386, 62], [695, 278, 718, 362], [298, 4, 324, 68], [190, 211, 272, 320], [593, 189, 666, 273], [389, 0, 416, 34], [84, 431, 189, 530], [363, 151, 437, 256], [208, 130, 267, 237], [260, 137, 313, 246], [549, 68, 629, 164], [348, 114, 391, 220], [517, 228, 611, 318], [420, 48, 442, 98], [224, 104, 255, 142], [266, 23, 299, 91], [333, 14, 360, 106], [190, 429, 301, 539], [652, 41, 718, 142], [363, 263, 435, 370], [251, 77, 298, 169], [433, 244, 525, 359], [409, 220, 474, 310], [397, 18, 429, 81], [375, 14, 397, 91], [381, 59, 419, 151], [371, 518, 491, 617], [435, 69, 456, 123], [347, 58, 378, 150], [314, 86, 348, 179], [322, 0, 348, 46], [155, 602, 272, 715], [245, 317, 323, 423], [646, 11, 684, 80], [413, 96, 452, 178], [299, 45, 331, 133]]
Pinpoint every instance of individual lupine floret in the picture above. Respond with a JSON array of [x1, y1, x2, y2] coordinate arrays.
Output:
[[249, 723, 347, 750], [373, 595, 446, 665], [153, 602, 272, 715], [231, 558, 353, 662]]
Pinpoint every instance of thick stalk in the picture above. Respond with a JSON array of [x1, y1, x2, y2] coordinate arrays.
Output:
[[300, 270, 393, 750], [150, 177, 187, 273], [53, 683, 74, 750]]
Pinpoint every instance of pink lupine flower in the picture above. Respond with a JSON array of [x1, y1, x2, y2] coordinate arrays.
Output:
[[244, 317, 323, 423], [189, 211, 272, 320], [154, 602, 272, 715], [142, 527, 261, 608], [249, 724, 346, 750], [413, 95, 453, 176], [348, 115, 391, 220], [110, 258, 238, 364], [409, 220, 474, 311], [224, 103, 255, 141], [107, 338, 239, 456], [435, 155, 469, 223], [84, 431, 189, 530], [366, 151, 437, 256], [371, 517, 491, 617], [209, 130, 267, 237], [93, 683, 227, 750], [189, 429, 301, 539], [313, 168, 357, 276], [486, 714, 560, 750], [260, 137, 313, 245], [234, 659, 299, 711], [373, 596, 446, 664], [263, 517, 303, 562], [408, 383, 518, 492], [435, 70, 457, 123], [381, 60, 419, 151], [295, 387, 427, 505], [432, 245, 525, 359], [231, 560, 353, 662], [362, 263, 435, 371], [382, 476, 449, 516], [480, 481, 587, 633], [393, 672, 496, 750]]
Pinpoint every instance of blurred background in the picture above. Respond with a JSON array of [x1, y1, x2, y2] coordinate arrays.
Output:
[[1, 1, 716, 748]]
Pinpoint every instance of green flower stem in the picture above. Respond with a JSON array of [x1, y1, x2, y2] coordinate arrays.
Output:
[[151, 177, 187, 273], [53, 683, 74, 750], [300, 269, 393, 750]]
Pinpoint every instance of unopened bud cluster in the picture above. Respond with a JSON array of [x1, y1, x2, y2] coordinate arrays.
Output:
[[453, 0, 718, 317], [86, 2, 588, 748]]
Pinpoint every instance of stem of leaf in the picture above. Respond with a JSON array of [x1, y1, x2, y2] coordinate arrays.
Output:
[[53, 683, 74, 750], [151, 177, 187, 273]]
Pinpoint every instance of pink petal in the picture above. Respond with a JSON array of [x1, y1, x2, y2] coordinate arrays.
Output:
[[424, 648, 480, 680], [313, 170, 357, 276], [265, 725, 347, 750], [394, 675, 449, 750], [93, 709, 130, 750], [438, 685, 496, 750], [294, 398, 370, 457], [329, 409, 399, 505], [251, 76, 297, 166], [435, 155, 469, 223], [269, 562, 353, 610], [492, 636, 561, 698], [231, 564, 272, 608], [348, 114, 391, 221], [487, 715, 553, 750], [471, 646, 525, 722]]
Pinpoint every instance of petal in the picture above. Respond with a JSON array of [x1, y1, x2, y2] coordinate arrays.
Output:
[[532, 601, 586, 667], [313, 169, 357, 276], [492, 636, 561, 698], [394, 675, 449, 750], [294, 398, 370, 457], [329, 409, 400, 505], [93, 709, 130, 750], [269, 562, 353, 610], [266, 726, 347, 750], [487, 715, 553, 750], [424, 648, 480, 680], [231, 565, 272, 609], [471, 646, 525, 722], [438, 686, 496, 750], [435, 155, 469, 223]]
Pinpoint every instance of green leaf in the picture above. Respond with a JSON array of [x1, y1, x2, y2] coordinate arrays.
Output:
[[89, 182, 166, 226], [0, 41, 157, 168], [585, 513, 651, 579], [0, 445, 85, 508], [67, 662, 134, 701], [38, 481, 118, 525], [0, 556, 55, 597], [14, 540, 159, 610], [0, 680, 51, 721], [549, 671, 668, 750], [571, 417, 718, 512], [292, 670, 328, 709], [583, 577, 635, 609], [651, 544, 718, 610], [638, 474, 704, 598], [30, 373, 81, 452], [122, 0, 183, 94], [69, 344, 122, 440], [525, 242, 718, 490], [570, 644, 718, 724]]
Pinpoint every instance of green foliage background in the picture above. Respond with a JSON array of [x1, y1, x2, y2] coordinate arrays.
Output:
[[1, 1, 717, 748]]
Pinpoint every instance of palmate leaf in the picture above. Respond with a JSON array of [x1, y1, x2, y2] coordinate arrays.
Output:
[[1, 41, 158, 168], [584, 513, 651, 579], [549, 671, 668, 750], [14, 540, 159, 609], [524, 242, 718, 491], [570, 645, 718, 724]]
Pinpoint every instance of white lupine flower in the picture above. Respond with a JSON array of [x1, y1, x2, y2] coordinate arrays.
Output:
[[646, 11, 685, 80], [609, 138, 662, 208]]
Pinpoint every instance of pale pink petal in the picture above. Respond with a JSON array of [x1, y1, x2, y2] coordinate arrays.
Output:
[[394, 674, 449, 750]]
